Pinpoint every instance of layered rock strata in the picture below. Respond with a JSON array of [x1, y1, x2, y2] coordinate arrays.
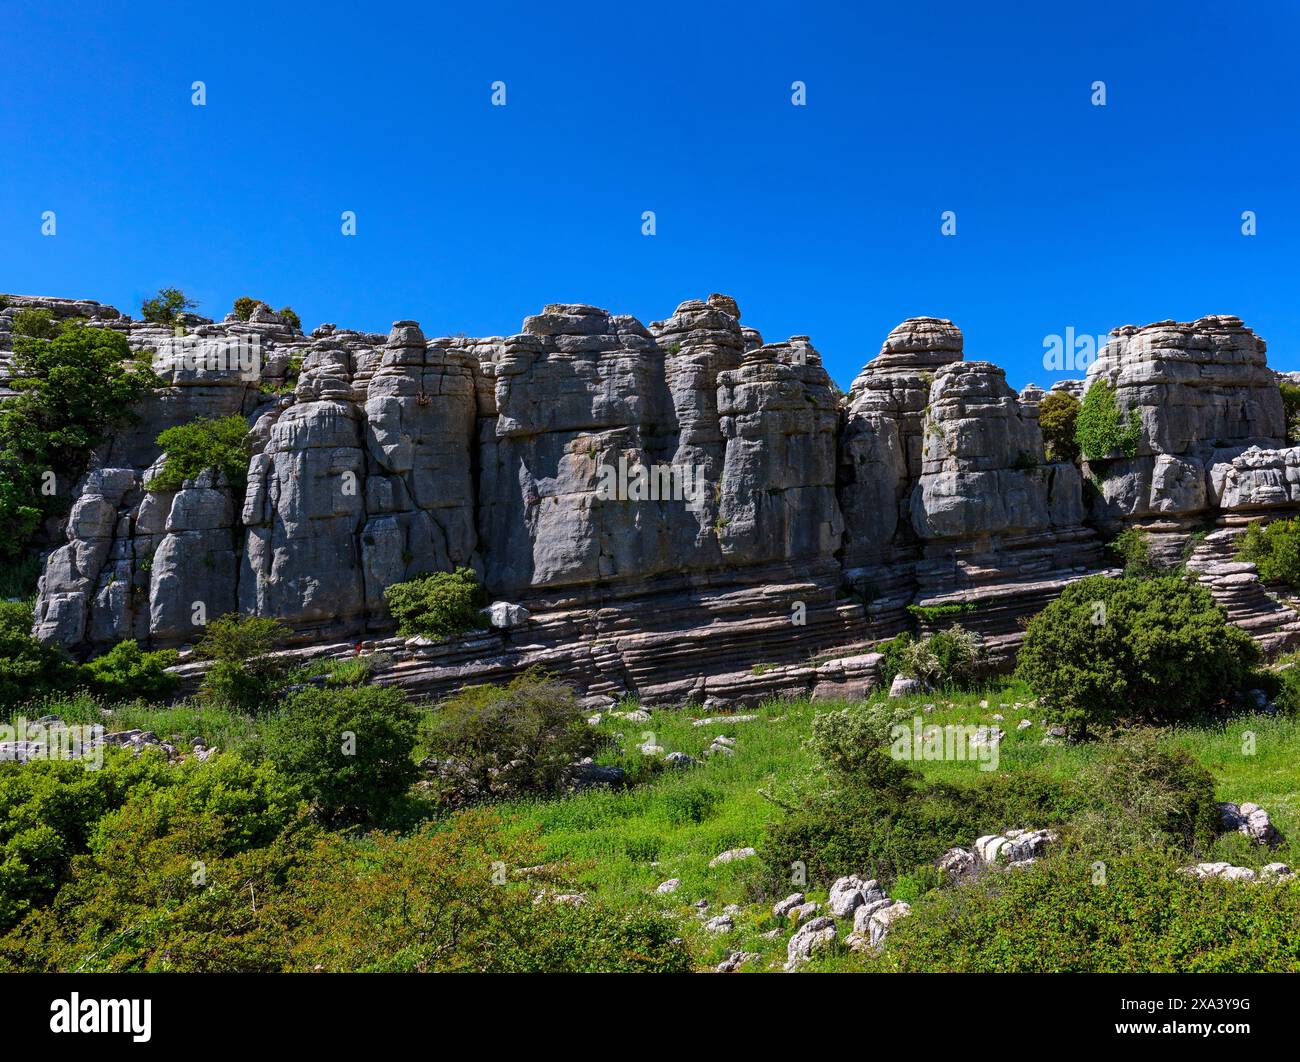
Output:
[[6, 292, 1298, 703]]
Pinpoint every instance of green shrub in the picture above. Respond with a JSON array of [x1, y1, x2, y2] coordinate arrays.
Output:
[[140, 287, 196, 326], [1236, 517, 1300, 588], [1038, 390, 1081, 462], [763, 700, 1076, 893], [0, 324, 159, 562], [1281, 381, 1300, 444], [149, 414, 250, 493], [805, 699, 915, 791], [870, 850, 1300, 972], [10, 309, 60, 340], [0, 601, 81, 710], [876, 631, 913, 688], [1071, 730, 1220, 855], [1016, 574, 1257, 735], [762, 778, 984, 893], [1075, 380, 1141, 460], [284, 810, 692, 972], [1, 754, 312, 972], [231, 296, 269, 321], [0, 749, 175, 933], [277, 306, 301, 330], [1107, 526, 1153, 576], [1274, 660, 1300, 715], [898, 626, 982, 689], [422, 670, 599, 803], [0, 554, 41, 601], [261, 685, 419, 828], [81, 640, 179, 704], [383, 567, 486, 639], [195, 613, 292, 712]]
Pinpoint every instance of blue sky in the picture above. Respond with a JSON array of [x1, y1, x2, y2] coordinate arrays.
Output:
[[2, 0, 1296, 390]]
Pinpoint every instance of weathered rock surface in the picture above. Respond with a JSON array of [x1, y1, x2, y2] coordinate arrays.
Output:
[[10, 291, 1299, 705]]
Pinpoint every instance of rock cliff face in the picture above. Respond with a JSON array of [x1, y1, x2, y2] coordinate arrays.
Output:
[[5, 292, 1298, 704]]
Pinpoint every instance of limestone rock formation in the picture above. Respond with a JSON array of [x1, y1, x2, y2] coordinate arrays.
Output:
[[9, 289, 1299, 704]]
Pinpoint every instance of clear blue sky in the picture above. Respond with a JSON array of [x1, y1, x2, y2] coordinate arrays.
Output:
[[2, 0, 1296, 390]]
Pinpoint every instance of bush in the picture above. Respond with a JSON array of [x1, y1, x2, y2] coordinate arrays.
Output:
[[261, 685, 419, 828], [11, 309, 60, 340], [231, 296, 269, 321], [284, 810, 692, 972], [278, 307, 301, 330], [149, 414, 250, 493], [898, 626, 982, 689], [422, 670, 599, 803], [1016, 574, 1257, 734], [1236, 517, 1300, 589], [1281, 381, 1300, 444], [870, 850, 1300, 972], [1072, 731, 1220, 855], [81, 640, 179, 704], [1038, 390, 1081, 462], [1075, 380, 1141, 461], [0, 749, 175, 933], [762, 700, 1076, 893], [1107, 526, 1153, 576], [195, 614, 292, 712], [1, 754, 312, 972], [140, 287, 196, 326], [763, 777, 988, 893], [806, 699, 915, 791], [0, 324, 159, 562], [383, 567, 486, 639], [876, 632, 913, 688], [0, 601, 80, 710]]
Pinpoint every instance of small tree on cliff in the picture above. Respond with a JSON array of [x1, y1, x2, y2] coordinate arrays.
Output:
[[1038, 390, 1081, 462], [0, 325, 159, 562]]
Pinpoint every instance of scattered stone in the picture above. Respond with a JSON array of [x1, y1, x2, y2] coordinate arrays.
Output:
[[785, 916, 837, 969], [691, 715, 758, 728], [664, 751, 698, 769], [1218, 801, 1281, 845], [827, 875, 886, 918], [708, 846, 756, 868], [567, 761, 627, 789], [716, 950, 759, 973], [482, 600, 530, 629], [889, 675, 923, 698], [704, 914, 734, 934], [867, 901, 912, 948], [937, 846, 978, 880], [772, 893, 805, 918], [655, 879, 681, 895]]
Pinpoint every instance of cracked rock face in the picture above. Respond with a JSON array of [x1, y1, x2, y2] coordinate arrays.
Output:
[[1085, 316, 1286, 523], [839, 317, 963, 565], [15, 290, 1300, 702], [910, 361, 1082, 541]]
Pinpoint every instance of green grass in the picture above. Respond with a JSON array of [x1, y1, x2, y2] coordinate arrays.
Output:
[[7, 690, 262, 754], [12, 672, 1300, 972], [483, 680, 1300, 970]]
